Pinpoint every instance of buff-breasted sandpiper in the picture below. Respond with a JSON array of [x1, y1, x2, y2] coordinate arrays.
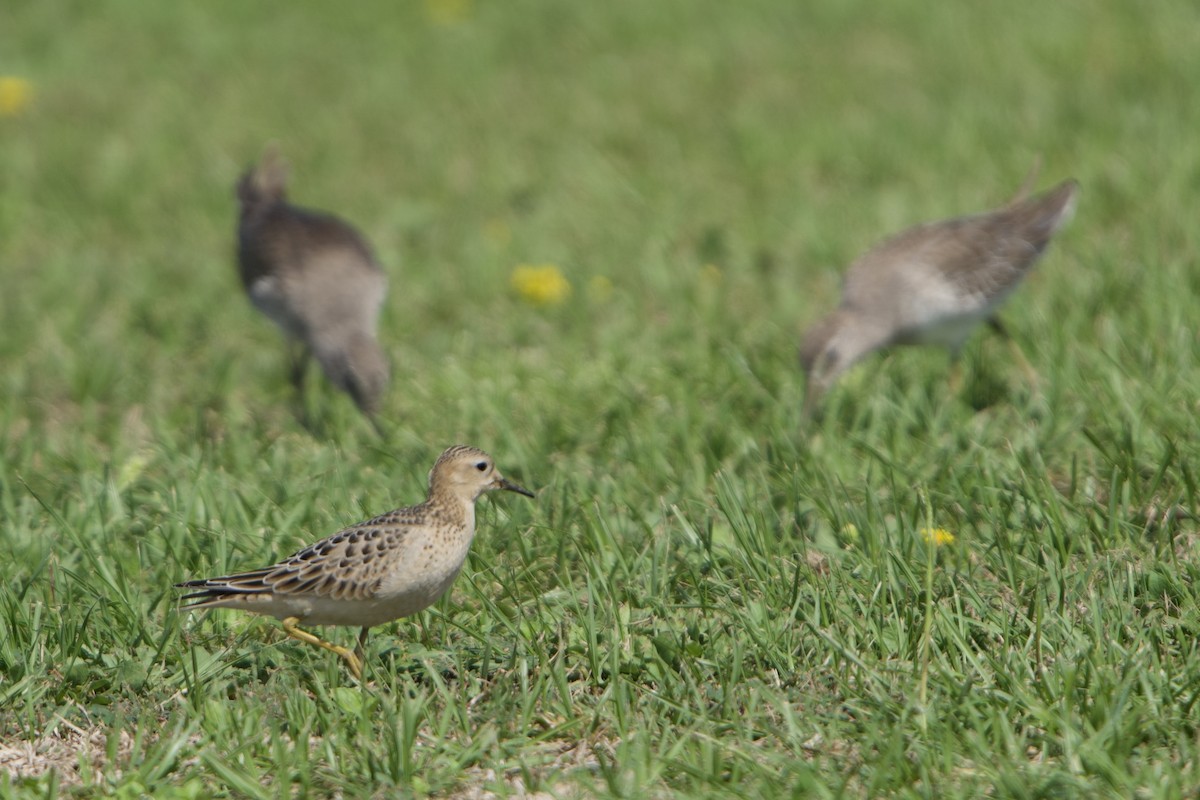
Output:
[[175, 445, 534, 679], [236, 145, 390, 427], [799, 176, 1078, 415]]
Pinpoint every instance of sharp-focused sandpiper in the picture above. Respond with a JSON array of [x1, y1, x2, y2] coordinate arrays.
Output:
[[799, 177, 1079, 415], [175, 445, 534, 679], [236, 145, 390, 426]]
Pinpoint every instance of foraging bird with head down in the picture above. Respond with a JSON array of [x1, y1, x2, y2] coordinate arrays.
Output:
[[799, 176, 1079, 416], [175, 445, 534, 679], [235, 145, 390, 427]]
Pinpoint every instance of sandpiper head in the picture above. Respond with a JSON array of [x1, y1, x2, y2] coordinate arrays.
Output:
[[429, 445, 535, 501], [798, 309, 885, 417], [236, 144, 289, 221], [318, 332, 389, 417]]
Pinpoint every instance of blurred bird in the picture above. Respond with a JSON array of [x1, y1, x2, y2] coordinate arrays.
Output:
[[176, 445, 534, 679], [236, 145, 389, 429], [799, 175, 1078, 416]]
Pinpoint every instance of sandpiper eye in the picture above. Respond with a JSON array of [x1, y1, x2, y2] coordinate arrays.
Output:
[[475, 461, 488, 472]]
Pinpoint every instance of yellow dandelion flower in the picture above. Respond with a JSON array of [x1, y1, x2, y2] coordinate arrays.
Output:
[[587, 275, 613, 302], [920, 527, 955, 546], [0, 77, 33, 117], [511, 264, 571, 307], [425, 0, 472, 25]]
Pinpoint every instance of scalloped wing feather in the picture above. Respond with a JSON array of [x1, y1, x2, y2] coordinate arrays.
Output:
[[177, 505, 429, 605]]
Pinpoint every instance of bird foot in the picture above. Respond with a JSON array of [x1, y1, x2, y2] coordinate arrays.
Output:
[[282, 617, 364, 680]]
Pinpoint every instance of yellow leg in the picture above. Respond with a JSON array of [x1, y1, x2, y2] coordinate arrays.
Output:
[[281, 617, 363, 680]]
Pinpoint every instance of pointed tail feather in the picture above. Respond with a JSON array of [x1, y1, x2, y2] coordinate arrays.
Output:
[[175, 569, 276, 606], [1012, 179, 1079, 245]]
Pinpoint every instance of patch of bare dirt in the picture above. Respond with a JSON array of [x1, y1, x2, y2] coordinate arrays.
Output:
[[0, 718, 133, 787]]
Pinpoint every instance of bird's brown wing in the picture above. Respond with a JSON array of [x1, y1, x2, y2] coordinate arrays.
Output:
[[843, 180, 1077, 308], [175, 505, 428, 604]]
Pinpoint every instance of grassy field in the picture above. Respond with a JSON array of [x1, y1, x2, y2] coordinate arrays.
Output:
[[2, 0, 1199, 796]]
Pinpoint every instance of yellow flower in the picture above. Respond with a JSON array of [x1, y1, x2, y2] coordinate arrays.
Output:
[[0, 77, 32, 117], [920, 527, 955, 546], [587, 275, 613, 302], [511, 264, 571, 307], [425, 0, 472, 25]]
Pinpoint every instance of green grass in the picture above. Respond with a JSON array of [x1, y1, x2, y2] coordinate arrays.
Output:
[[2, 0, 1199, 796]]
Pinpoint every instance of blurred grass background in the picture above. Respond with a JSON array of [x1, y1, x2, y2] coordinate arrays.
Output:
[[2, 0, 1199, 796]]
